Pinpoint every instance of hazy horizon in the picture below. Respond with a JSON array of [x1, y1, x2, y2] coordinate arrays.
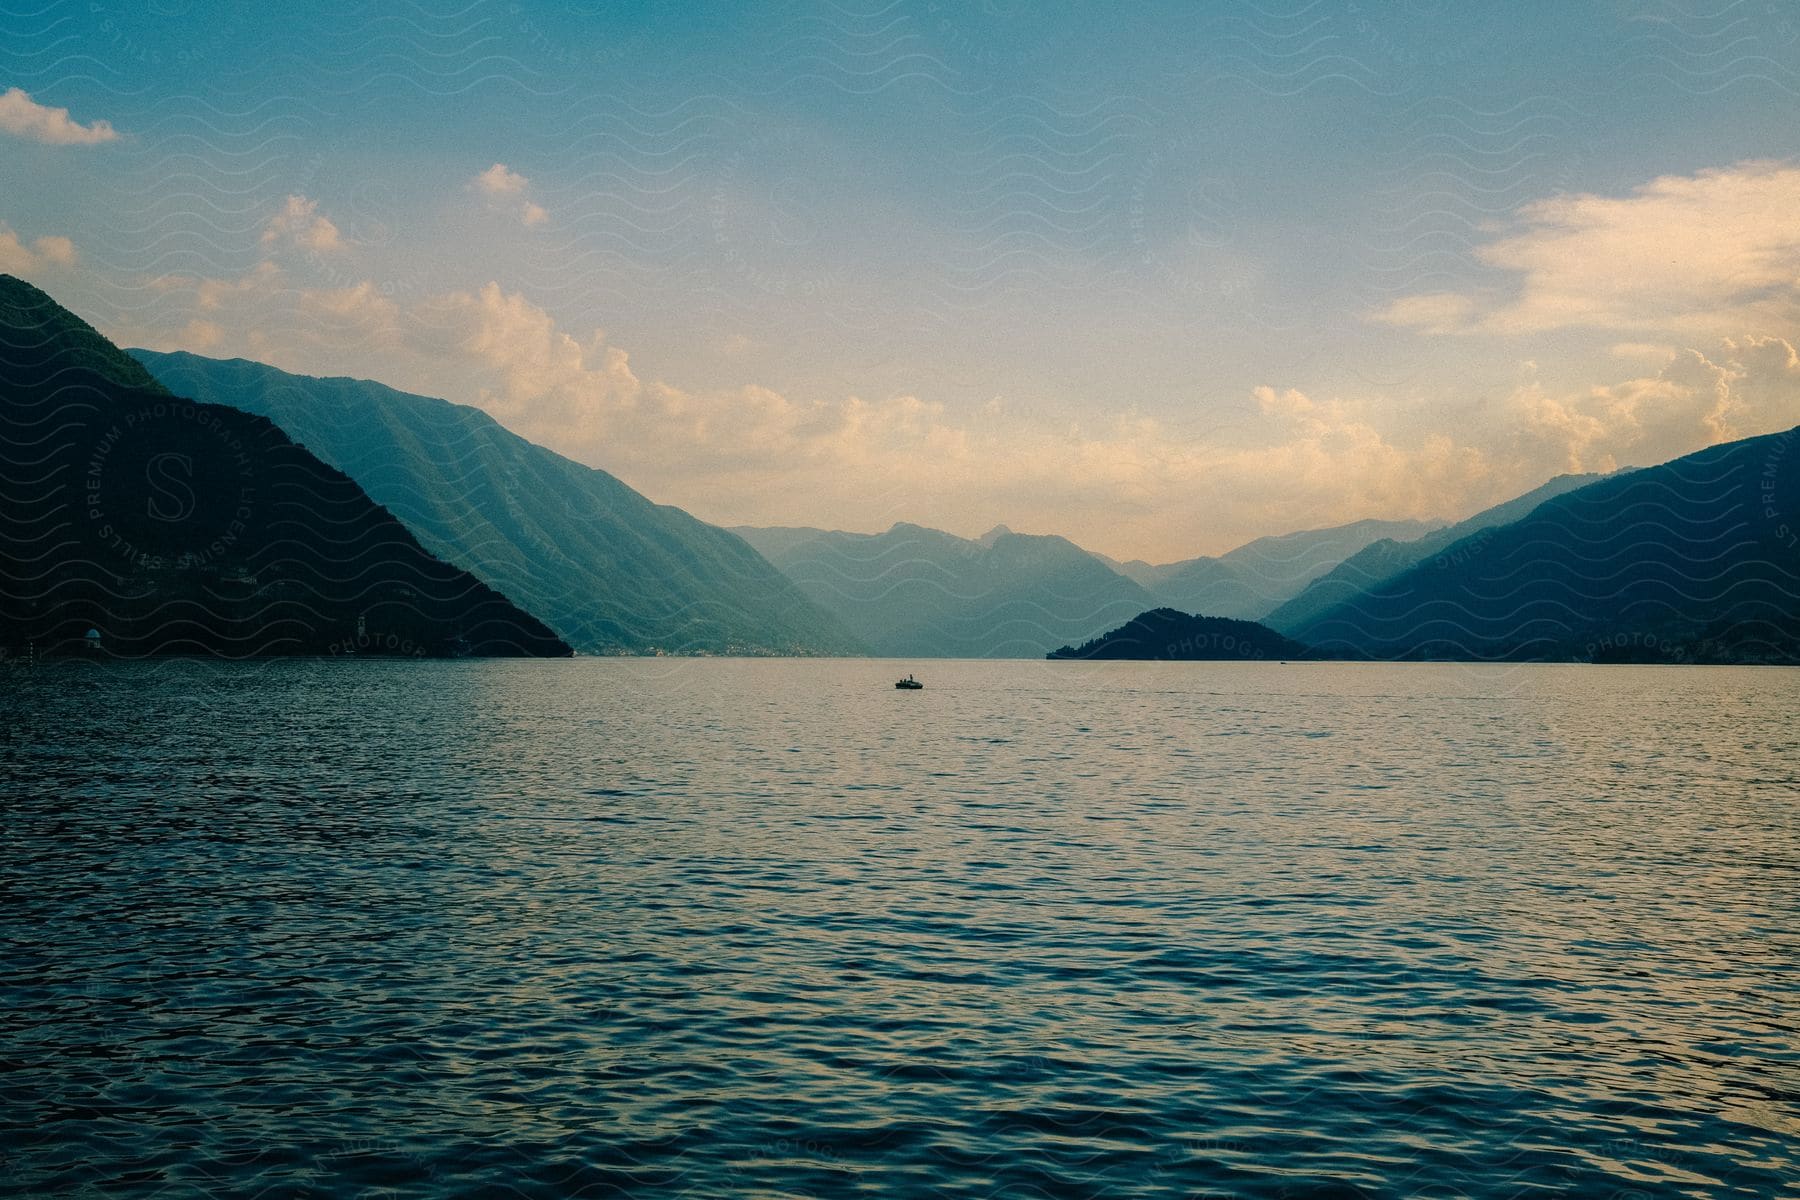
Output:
[[121, 340, 1492, 565]]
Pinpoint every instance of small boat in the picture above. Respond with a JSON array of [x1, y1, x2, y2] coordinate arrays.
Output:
[[894, 674, 923, 690]]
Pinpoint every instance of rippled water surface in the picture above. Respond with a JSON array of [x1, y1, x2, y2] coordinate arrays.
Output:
[[3, 658, 1797, 1198]]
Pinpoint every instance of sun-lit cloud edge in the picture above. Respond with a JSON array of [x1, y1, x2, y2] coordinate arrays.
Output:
[[1373, 159, 1800, 340], [0, 223, 78, 276], [260, 195, 343, 254], [469, 163, 548, 227], [0, 87, 119, 145]]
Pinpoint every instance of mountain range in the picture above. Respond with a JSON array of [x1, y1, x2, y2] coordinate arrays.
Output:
[[746, 439, 1800, 666], [1287, 429, 1800, 662], [1263, 473, 1613, 635], [733, 522, 1157, 658], [736, 516, 1440, 657], [1107, 517, 1441, 619], [0, 276, 568, 658], [131, 351, 864, 656], [9, 277, 1795, 666]]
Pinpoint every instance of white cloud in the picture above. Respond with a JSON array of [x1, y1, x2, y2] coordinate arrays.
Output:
[[179, 319, 224, 350], [0, 87, 118, 145], [31, 234, 76, 265], [297, 281, 405, 346], [1226, 340, 1800, 544], [414, 282, 641, 429], [1238, 387, 1494, 529], [146, 260, 285, 310], [0, 224, 78, 275], [1609, 341, 1677, 361], [404, 287, 1497, 546], [1375, 160, 1800, 339], [1372, 293, 1476, 336], [1722, 334, 1800, 434], [1509, 336, 1800, 473], [469, 163, 549, 227], [260, 195, 342, 253], [0, 230, 35, 274], [472, 163, 528, 195]]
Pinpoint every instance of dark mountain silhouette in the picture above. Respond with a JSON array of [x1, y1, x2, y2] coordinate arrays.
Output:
[[132, 351, 865, 656], [1264, 472, 1613, 634], [734, 522, 1156, 658], [1291, 428, 1800, 662], [0, 276, 569, 658], [1110, 518, 1441, 620], [1047, 608, 1312, 660]]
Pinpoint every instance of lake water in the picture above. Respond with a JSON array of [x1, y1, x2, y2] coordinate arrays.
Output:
[[3, 658, 1797, 1198]]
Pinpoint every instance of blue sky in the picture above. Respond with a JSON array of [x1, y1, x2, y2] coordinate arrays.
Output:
[[4, 1, 1799, 558]]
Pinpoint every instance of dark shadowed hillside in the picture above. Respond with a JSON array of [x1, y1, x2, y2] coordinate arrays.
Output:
[[133, 350, 865, 656], [1291, 430, 1800, 663], [735, 522, 1157, 658], [1265, 473, 1612, 634], [1, 276, 569, 658], [1113, 518, 1441, 620]]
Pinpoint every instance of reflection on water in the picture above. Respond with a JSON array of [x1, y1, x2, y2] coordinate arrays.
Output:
[[2, 658, 1797, 1197]]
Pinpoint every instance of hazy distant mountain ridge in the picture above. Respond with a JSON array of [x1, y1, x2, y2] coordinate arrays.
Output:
[[735, 522, 1157, 658], [1117, 518, 1442, 620], [1290, 429, 1800, 662], [133, 351, 866, 656], [0, 275, 569, 657], [1264, 473, 1612, 634]]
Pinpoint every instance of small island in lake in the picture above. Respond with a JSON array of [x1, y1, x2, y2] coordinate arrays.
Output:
[[1047, 608, 1315, 661]]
